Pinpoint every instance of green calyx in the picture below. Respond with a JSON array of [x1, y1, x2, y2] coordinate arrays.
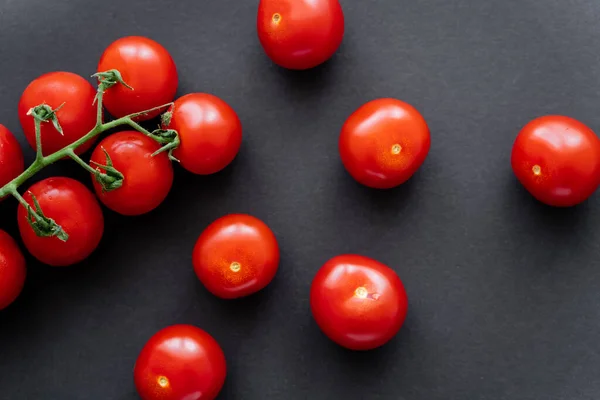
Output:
[[26, 193, 69, 242], [149, 129, 180, 162], [92, 69, 133, 105], [90, 148, 124, 192], [27, 103, 65, 135]]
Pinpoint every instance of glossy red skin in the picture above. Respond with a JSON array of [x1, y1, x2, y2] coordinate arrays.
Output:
[[0, 125, 24, 196], [17, 177, 104, 267], [90, 131, 173, 216], [98, 36, 178, 121], [134, 325, 227, 400], [0, 230, 26, 311], [193, 214, 280, 299], [310, 254, 408, 351], [18, 71, 98, 156], [163, 93, 242, 175], [339, 98, 431, 189], [257, 0, 344, 70], [511, 115, 600, 207]]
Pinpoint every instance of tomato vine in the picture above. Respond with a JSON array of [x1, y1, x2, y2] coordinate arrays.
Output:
[[0, 69, 180, 242]]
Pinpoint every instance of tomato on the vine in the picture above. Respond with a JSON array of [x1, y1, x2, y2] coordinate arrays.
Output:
[[0, 230, 26, 311], [90, 131, 173, 216], [0, 124, 24, 194], [17, 177, 104, 267], [97, 36, 178, 121], [134, 324, 227, 400], [511, 115, 600, 207], [257, 0, 345, 70], [193, 214, 280, 299], [339, 98, 431, 189], [310, 254, 409, 351], [162, 93, 242, 175], [18, 71, 98, 156]]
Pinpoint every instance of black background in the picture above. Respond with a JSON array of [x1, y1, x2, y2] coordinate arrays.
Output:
[[1, 0, 600, 399]]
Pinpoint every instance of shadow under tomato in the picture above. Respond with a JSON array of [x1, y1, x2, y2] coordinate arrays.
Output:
[[501, 175, 593, 275], [253, 47, 341, 104], [299, 311, 425, 392], [335, 166, 418, 214], [505, 175, 591, 233]]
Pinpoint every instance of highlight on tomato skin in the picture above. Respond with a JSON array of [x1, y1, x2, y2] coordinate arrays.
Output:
[[97, 36, 178, 121], [133, 324, 227, 400], [162, 93, 243, 175], [0, 230, 26, 311], [17, 71, 98, 156], [339, 98, 431, 189], [192, 214, 280, 299], [17, 177, 104, 267], [257, 0, 345, 70], [89, 131, 174, 216], [310, 254, 409, 351], [510, 115, 600, 207]]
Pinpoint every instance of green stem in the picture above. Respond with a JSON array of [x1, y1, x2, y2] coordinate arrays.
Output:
[[0, 106, 171, 200], [124, 119, 153, 136], [34, 119, 43, 161], [10, 189, 41, 221], [96, 90, 104, 127], [66, 150, 97, 175]]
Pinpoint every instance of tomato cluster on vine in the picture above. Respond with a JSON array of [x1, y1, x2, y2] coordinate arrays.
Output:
[[2, 0, 600, 399]]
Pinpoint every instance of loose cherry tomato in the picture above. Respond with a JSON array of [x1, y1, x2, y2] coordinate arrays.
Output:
[[310, 254, 408, 351], [193, 214, 280, 299], [134, 324, 227, 400], [0, 230, 26, 311], [511, 115, 600, 207], [90, 131, 173, 216], [97, 36, 178, 121], [18, 71, 98, 156], [257, 0, 345, 70], [0, 124, 24, 195], [17, 177, 104, 267], [339, 98, 431, 189], [162, 93, 242, 175]]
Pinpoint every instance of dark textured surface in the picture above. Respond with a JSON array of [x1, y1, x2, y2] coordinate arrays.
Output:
[[1, 0, 600, 399]]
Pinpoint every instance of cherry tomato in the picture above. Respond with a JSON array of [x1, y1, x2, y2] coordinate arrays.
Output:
[[134, 324, 227, 400], [339, 98, 431, 189], [162, 93, 242, 175], [511, 115, 600, 207], [90, 131, 173, 216], [257, 0, 345, 70], [97, 36, 178, 121], [18, 71, 98, 156], [0, 230, 26, 311], [310, 254, 409, 351], [193, 214, 280, 299], [17, 177, 104, 267], [0, 124, 24, 195]]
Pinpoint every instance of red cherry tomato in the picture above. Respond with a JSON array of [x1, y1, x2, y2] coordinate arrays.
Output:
[[511, 115, 600, 207], [134, 324, 227, 400], [257, 0, 345, 70], [97, 36, 178, 121], [310, 254, 409, 351], [0, 230, 26, 311], [17, 177, 104, 267], [193, 214, 280, 299], [0, 124, 24, 195], [162, 93, 242, 175], [18, 71, 98, 156], [90, 131, 173, 216], [339, 98, 431, 189]]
